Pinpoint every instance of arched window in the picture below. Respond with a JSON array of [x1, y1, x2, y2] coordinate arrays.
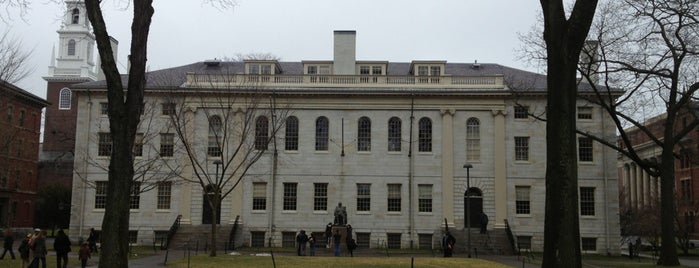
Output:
[[357, 117, 371, 151], [207, 116, 222, 156], [71, 8, 80, 24], [315, 116, 329, 151], [285, 116, 299, 151], [418, 117, 432, 152], [67, 39, 76, 56], [388, 117, 401, 152], [255, 116, 269, 150], [466, 117, 480, 161], [59, 88, 72, 109]]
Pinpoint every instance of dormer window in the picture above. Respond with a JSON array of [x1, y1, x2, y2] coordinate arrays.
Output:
[[359, 65, 383, 75], [417, 66, 441, 76], [411, 61, 446, 77], [245, 60, 279, 75], [248, 64, 272, 75], [71, 8, 80, 24], [307, 65, 331, 75]]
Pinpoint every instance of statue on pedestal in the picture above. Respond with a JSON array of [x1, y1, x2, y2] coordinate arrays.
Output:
[[333, 202, 347, 225]]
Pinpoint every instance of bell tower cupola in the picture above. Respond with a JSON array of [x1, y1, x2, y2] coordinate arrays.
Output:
[[46, 0, 97, 81]]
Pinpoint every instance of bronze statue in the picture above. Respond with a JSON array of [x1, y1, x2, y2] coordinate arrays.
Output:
[[333, 202, 347, 225]]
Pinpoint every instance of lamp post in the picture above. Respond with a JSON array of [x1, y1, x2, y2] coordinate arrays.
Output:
[[213, 160, 223, 180], [463, 163, 473, 258]]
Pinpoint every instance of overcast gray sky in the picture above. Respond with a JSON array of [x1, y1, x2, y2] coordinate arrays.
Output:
[[7, 0, 542, 99]]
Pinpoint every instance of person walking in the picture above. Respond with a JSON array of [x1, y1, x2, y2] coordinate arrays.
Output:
[[18, 233, 31, 268], [295, 230, 308, 256], [333, 230, 341, 257], [29, 229, 47, 268], [87, 228, 98, 253], [53, 229, 71, 268], [0, 228, 15, 259], [78, 242, 91, 268], [442, 232, 455, 257], [308, 233, 316, 256], [479, 212, 489, 234], [324, 222, 333, 248]]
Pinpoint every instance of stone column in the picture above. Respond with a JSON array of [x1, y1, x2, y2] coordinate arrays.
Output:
[[629, 163, 637, 210], [178, 107, 195, 224], [642, 170, 650, 207], [440, 108, 455, 226], [492, 109, 507, 228]]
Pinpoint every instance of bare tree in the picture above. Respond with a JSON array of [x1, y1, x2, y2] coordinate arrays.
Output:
[[0, 30, 33, 84], [573, 1, 699, 265], [163, 65, 288, 256], [0, 0, 30, 23], [83, 1, 235, 265], [538, 1, 599, 268]]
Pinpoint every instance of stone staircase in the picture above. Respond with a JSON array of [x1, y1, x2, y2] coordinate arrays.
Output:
[[168, 224, 238, 251], [449, 228, 513, 256]]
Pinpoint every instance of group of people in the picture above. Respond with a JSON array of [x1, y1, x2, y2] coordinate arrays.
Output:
[[0, 228, 93, 268], [294, 222, 358, 257]]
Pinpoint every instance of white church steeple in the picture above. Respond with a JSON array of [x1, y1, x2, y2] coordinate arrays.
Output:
[[46, 0, 97, 81]]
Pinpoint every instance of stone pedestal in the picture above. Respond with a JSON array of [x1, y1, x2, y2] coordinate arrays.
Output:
[[331, 226, 348, 250]]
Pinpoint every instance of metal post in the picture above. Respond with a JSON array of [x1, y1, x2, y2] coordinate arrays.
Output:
[[464, 163, 473, 258]]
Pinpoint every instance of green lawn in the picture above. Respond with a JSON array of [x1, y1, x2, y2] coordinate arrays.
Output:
[[166, 254, 512, 268]]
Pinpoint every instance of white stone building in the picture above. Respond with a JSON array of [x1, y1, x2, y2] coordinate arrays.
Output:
[[52, 2, 621, 254]]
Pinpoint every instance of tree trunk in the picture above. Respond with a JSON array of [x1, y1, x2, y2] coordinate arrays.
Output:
[[84, 1, 154, 267], [539, 1, 598, 267], [658, 130, 680, 266], [210, 195, 219, 257]]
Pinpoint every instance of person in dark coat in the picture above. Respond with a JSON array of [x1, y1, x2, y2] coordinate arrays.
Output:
[[87, 228, 98, 253], [295, 230, 308, 256], [333, 230, 342, 257], [324, 222, 333, 248], [442, 232, 455, 257], [0, 228, 15, 259], [308, 233, 317, 256], [53, 229, 72, 268], [479, 212, 489, 234]]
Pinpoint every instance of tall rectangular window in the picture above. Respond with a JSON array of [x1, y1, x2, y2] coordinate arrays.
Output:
[[358, 117, 371, 151], [578, 137, 593, 162], [466, 118, 480, 161], [283, 183, 297, 211], [160, 133, 174, 157], [99, 102, 109, 115], [315, 117, 329, 151], [252, 182, 267, 210], [418, 118, 432, 152], [418, 184, 432, 212], [515, 186, 531, 214], [18, 110, 25, 127], [580, 187, 595, 216], [95, 181, 107, 209], [133, 133, 144, 157], [514, 106, 529, 119], [357, 183, 371, 212], [162, 103, 176, 116], [130, 182, 141, 209], [388, 117, 402, 152], [314, 183, 328, 211], [157, 181, 172, 210], [285, 117, 299, 151], [387, 184, 401, 212], [98, 133, 112, 156], [515, 136, 529, 161]]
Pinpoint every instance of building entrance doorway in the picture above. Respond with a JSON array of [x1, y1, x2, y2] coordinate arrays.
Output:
[[202, 185, 221, 224], [464, 187, 483, 228]]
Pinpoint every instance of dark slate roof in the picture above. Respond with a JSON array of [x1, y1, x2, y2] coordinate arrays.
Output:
[[0, 79, 50, 106], [71, 61, 560, 93]]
